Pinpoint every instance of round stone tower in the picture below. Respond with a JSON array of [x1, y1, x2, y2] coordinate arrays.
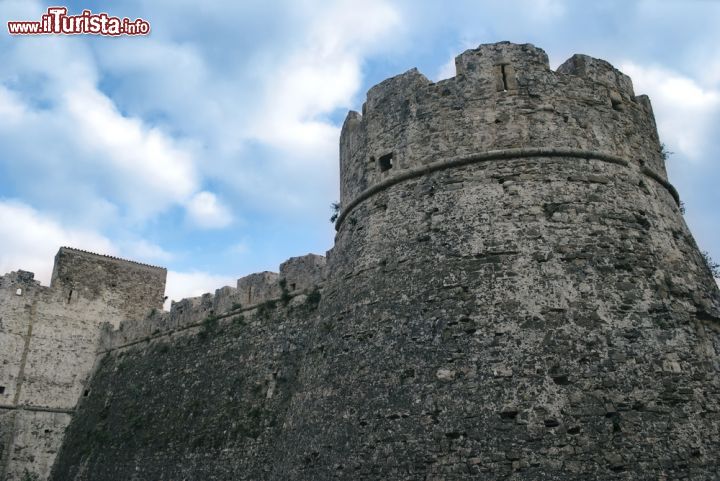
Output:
[[276, 42, 720, 479]]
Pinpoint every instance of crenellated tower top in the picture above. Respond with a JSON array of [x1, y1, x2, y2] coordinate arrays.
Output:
[[337, 41, 666, 228]]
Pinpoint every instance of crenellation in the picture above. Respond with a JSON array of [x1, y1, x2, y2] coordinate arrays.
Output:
[[1, 270, 39, 287], [557, 53, 635, 97], [97, 256, 327, 352], [338, 42, 669, 217], [237, 271, 280, 306], [454, 41, 551, 84], [279, 254, 326, 293], [212, 285, 242, 313], [0, 272, 44, 300], [365, 68, 430, 112]]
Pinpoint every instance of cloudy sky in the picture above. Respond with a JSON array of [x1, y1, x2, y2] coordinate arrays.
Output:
[[0, 0, 718, 305]]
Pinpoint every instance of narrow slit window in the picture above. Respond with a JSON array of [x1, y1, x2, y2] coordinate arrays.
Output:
[[83, 389, 90, 397], [501, 65, 511, 91], [495, 63, 517, 92], [378, 153, 393, 172], [495, 64, 506, 92], [67, 290, 73, 304], [247, 287, 252, 304], [291, 283, 296, 291], [0, 386, 6, 395]]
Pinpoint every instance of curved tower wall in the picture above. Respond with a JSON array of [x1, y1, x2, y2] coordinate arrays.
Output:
[[274, 42, 720, 479]]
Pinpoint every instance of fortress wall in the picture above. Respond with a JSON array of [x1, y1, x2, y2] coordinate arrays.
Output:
[[339, 42, 664, 206], [0, 272, 40, 407], [275, 150, 720, 478], [274, 44, 719, 478], [50, 296, 322, 481], [100, 254, 326, 352], [3, 250, 328, 480], [49, 152, 720, 480], [1, 411, 71, 481], [0, 272, 111, 481], [46, 252, 328, 479], [0, 272, 73, 481], [1, 251, 169, 481], [18, 300, 108, 410], [286, 154, 719, 478]]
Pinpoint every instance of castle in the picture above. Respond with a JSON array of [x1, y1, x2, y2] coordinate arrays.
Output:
[[1, 42, 719, 480]]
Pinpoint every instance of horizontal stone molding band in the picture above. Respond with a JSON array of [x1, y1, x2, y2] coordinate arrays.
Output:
[[334, 147, 680, 230], [0, 404, 74, 415]]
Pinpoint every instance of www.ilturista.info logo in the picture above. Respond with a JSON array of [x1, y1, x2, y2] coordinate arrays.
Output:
[[7, 7, 150, 36]]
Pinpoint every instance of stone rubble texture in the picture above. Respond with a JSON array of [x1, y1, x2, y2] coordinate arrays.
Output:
[[0, 248, 166, 480], [1, 42, 719, 480]]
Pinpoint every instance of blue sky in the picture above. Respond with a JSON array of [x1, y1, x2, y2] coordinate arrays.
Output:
[[1, 0, 718, 305]]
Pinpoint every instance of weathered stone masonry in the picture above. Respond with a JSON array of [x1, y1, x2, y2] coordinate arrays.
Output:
[[1, 41, 719, 480], [0, 249, 324, 480], [0, 248, 166, 481]]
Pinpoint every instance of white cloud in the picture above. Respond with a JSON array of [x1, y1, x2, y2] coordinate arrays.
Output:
[[0, 19, 203, 225], [0, 0, 403, 228], [63, 85, 199, 218], [435, 57, 457, 81], [247, 0, 401, 156], [165, 270, 236, 309], [120, 239, 174, 264], [0, 200, 116, 284], [621, 61, 720, 160], [185, 191, 233, 229], [0, 86, 27, 123]]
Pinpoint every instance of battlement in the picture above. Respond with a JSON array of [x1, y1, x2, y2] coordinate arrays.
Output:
[[100, 253, 327, 350], [338, 41, 664, 221], [279, 254, 326, 292], [0, 270, 41, 290], [557, 53, 634, 97], [453, 41, 550, 86]]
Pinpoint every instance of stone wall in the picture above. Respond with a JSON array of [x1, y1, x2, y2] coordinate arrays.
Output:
[[286, 154, 720, 479], [0, 249, 168, 481], [51, 247, 167, 322], [99, 254, 326, 352], [2, 250, 326, 479], [50, 293, 324, 480]]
